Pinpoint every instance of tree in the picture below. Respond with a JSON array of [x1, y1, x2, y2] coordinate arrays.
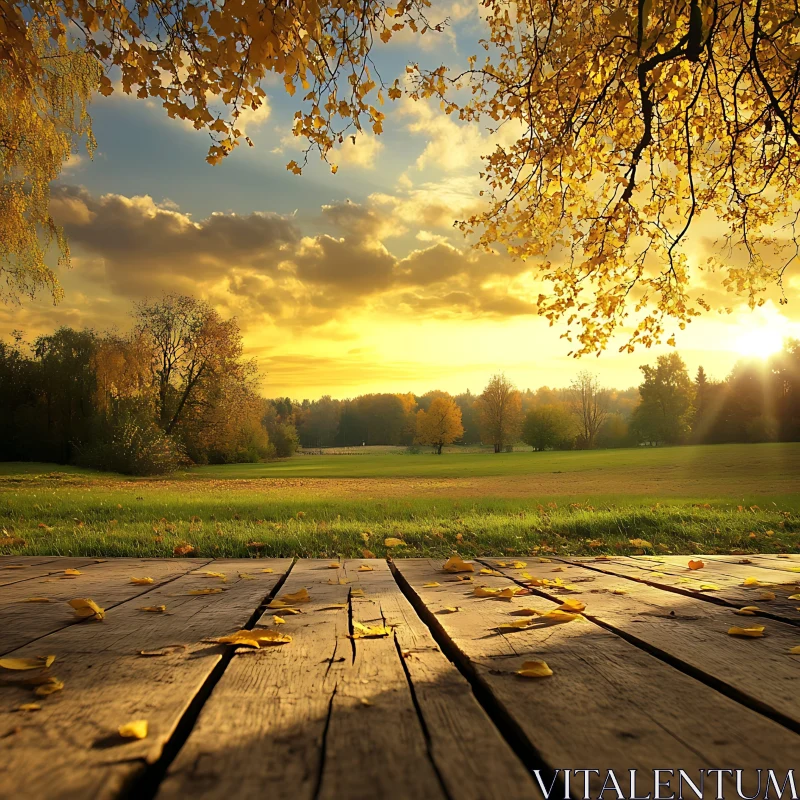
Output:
[[411, 1, 800, 352], [414, 395, 464, 454], [521, 405, 574, 451], [632, 354, 695, 444], [568, 371, 609, 449], [1, 21, 100, 301], [133, 294, 251, 436], [476, 373, 523, 453]]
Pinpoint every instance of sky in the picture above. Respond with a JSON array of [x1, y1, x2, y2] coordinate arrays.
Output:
[[3, 3, 800, 400]]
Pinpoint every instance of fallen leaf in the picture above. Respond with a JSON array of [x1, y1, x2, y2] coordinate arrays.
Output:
[[728, 625, 765, 638], [734, 606, 760, 616], [0, 656, 55, 671], [384, 537, 405, 548], [698, 583, 721, 591], [688, 560, 705, 570], [328, 562, 341, 569], [541, 609, 582, 623], [187, 588, 223, 596], [63, 569, 82, 576], [510, 608, 543, 616], [202, 571, 227, 582], [442, 555, 474, 573], [473, 585, 526, 600], [557, 599, 586, 613], [350, 588, 365, 597], [280, 588, 310, 604], [423, 582, 441, 587], [437, 607, 461, 614], [611, 588, 628, 595], [349, 621, 391, 639], [628, 539, 653, 549], [18, 703, 41, 712], [238, 573, 254, 580], [327, 578, 350, 585], [173, 544, 195, 556], [742, 577, 763, 587], [139, 605, 166, 613], [480, 568, 503, 576], [790, 646, 800, 655], [22, 597, 51, 603], [789, 594, 800, 601], [551, 567, 565, 573], [138, 645, 189, 657], [68, 598, 104, 620], [34, 677, 64, 696], [759, 591, 776, 601], [362, 549, 376, 559], [517, 660, 553, 678], [272, 616, 286, 625], [358, 565, 374, 572], [510, 561, 527, 569], [118, 720, 148, 740], [130, 577, 154, 585], [211, 629, 291, 647], [261, 568, 274, 573]]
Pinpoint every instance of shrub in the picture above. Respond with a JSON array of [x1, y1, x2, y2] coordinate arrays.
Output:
[[77, 415, 185, 476]]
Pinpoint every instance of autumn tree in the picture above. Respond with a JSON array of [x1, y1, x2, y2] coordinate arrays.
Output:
[[476, 373, 523, 453], [632, 353, 695, 444], [568, 371, 609, 449], [414, 395, 464, 454], [411, 0, 800, 352], [133, 294, 251, 436]]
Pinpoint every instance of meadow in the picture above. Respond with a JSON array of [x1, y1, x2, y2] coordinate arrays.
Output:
[[0, 442, 798, 559]]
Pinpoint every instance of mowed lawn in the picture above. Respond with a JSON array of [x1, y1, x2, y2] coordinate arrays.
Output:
[[1, 443, 798, 558]]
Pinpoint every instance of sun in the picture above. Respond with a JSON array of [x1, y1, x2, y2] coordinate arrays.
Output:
[[733, 325, 785, 359]]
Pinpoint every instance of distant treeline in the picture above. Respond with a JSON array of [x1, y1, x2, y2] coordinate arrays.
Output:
[[1, 293, 798, 475]]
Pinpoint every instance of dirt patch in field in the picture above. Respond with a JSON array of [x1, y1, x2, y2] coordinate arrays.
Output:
[[14, 469, 796, 499]]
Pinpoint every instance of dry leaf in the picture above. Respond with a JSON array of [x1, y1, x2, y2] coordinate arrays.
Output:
[[0, 655, 55, 671], [742, 577, 763, 587], [68, 598, 104, 620], [362, 549, 376, 559], [130, 577, 154, 585], [350, 588, 365, 597], [734, 606, 760, 615], [551, 567, 565, 573], [384, 537, 404, 547], [423, 582, 441, 587], [238, 573, 254, 580], [34, 677, 64, 696], [510, 608, 543, 616], [202, 571, 227, 582], [517, 660, 553, 678], [496, 618, 536, 633], [173, 544, 195, 556], [118, 720, 148, 740], [349, 621, 391, 639], [541, 609, 581, 623], [273, 616, 286, 625], [358, 565, 374, 572], [510, 561, 527, 568], [480, 568, 503, 576], [280, 588, 310, 604], [688, 560, 705, 570], [327, 578, 350, 585], [758, 591, 776, 601], [187, 588, 223, 596], [442, 555, 474, 573], [22, 597, 50, 603], [628, 539, 653, 549], [698, 583, 721, 591], [328, 562, 341, 569], [211, 628, 291, 647], [788, 594, 800, 601], [557, 599, 586, 613], [18, 703, 41, 712], [63, 569, 82, 576], [728, 625, 765, 638], [611, 588, 628, 595], [139, 605, 166, 613], [438, 607, 461, 614], [138, 645, 188, 657], [261, 568, 274, 573], [789, 646, 800, 655]]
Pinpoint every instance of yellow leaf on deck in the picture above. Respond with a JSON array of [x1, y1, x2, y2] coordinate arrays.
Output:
[[239, 573, 254, 580], [328, 577, 349, 585], [350, 588, 365, 597], [130, 577, 154, 585], [442, 555, 474, 573], [23, 597, 51, 603], [510, 561, 527, 569], [734, 606, 760, 615], [759, 591, 776, 601], [473, 585, 526, 600], [350, 621, 391, 639], [280, 588, 311, 604], [742, 577, 762, 587], [261, 568, 274, 573], [139, 605, 166, 613], [68, 598, 104, 620], [423, 582, 441, 587], [118, 720, 148, 740], [628, 539, 653, 549], [790, 646, 800, 655], [611, 588, 628, 595], [517, 660, 553, 678], [18, 703, 41, 711], [384, 538, 405, 547], [212, 628, 291, 647], [496, 618, 536, 633], [510, 608, 544, 616], [557, 599, 586, 613], [63, 569, 82, 576], [728, 625, 765, 638], [273, 616, 286, 625], [541, 609, 581, 623], [0, 655, 55, 671], [698, 583, 721, 591], [188, 588, 223, 596], [480, 568, 503, 576], [438, 607, 461, 613], [536, 557, 553, 563], [789, 594, 800, 601], [358, 565, 374, 572], [688, 560, 705, 570], [202, 571, 227, 582], [34, 677, 64, 696], [551, 567, 565, 572], [328, 562, 341, 569]]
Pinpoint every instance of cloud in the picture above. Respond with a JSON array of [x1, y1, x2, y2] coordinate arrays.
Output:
[[332, 133, 384, 170]]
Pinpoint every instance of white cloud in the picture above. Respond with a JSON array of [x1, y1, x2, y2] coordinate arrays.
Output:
[[332, 133, 384, 170]]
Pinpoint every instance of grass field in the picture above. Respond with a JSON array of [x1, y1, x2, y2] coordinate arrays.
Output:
[[1, 443, 798, 558]]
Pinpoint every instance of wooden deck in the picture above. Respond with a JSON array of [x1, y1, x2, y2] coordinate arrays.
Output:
[[0, 554, 798, 799]]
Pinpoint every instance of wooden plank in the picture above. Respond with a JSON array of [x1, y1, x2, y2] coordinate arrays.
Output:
[[0, 557, 99, 588], [484, 558, 800, 726], [160, 559, 450, 800], [703, 553, 800, 572], [0, 559, 292, 800], [567, 555, 800, 625], [0, 558, 213, 654], [341, 560, 541, 800], [394, 558, 800, 799]]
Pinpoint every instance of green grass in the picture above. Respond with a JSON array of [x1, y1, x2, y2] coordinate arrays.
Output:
[[1, 443, 798, 558]]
